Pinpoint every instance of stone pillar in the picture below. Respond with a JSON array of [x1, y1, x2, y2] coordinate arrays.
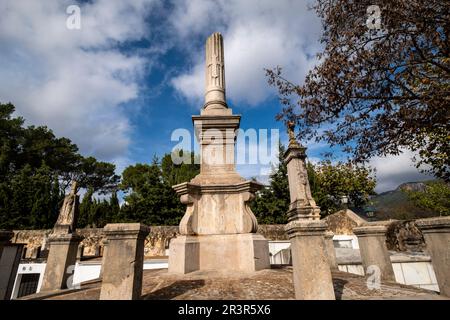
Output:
[[204, 32, 227, 112], [287, 221, 335, 299], [353, 224, 395, 281], [99, 238, 109, 278], [100, 223, 149, 300], [40, 233, 83, 292], [0, 244, 24, 300], [0, 230, 14, 259], [324, 231, 338, 270], [416, 217, 450, 297], [283, 123, 335, 300]]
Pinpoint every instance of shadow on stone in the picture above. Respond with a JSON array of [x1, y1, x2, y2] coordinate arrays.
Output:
[[142, 280, 206, 300], [332, 278, 348, 300]]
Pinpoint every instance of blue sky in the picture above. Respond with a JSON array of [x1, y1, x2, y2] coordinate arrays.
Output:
[[0, 0, 431, 192]]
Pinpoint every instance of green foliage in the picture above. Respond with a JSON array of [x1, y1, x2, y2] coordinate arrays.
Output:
[[310, 160, 377, 216], [251, 143, 377, 222], [119, 152, 199, 226], [251, 143, 289, 224], [0, 164, 63, 229], [0, 102, 119, 229], [405, 181, 450, 216]]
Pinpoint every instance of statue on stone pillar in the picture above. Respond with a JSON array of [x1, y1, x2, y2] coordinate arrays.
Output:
[[53, 181, 80, 235], [284, 122, 320, 221]]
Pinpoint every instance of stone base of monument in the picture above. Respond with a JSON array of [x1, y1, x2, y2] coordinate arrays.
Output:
[[168, 233, 270, 274], [40, 233, 83, 292]]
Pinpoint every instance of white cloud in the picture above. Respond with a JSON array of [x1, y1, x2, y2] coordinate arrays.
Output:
[[170, 0, 322, 106], [0, 0, 158, 161], [370, 150, 432, 193]]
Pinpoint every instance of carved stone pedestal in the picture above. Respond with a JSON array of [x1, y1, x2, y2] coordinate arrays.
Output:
[[169, 233, 269, 274]]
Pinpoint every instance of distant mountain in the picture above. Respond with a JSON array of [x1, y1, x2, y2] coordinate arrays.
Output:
[[361, 181, 436, 220]]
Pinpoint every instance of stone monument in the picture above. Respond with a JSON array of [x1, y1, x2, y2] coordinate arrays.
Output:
[[284, 122, 335, 299], [40, 181, 83, 292], [168, 32, 270, 273]]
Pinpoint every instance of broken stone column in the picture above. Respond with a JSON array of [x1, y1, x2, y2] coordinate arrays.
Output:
[[416, 217, 450, 297], [100, 223, 149, 300], [284, 123, 335, 300], [353, 224, 395, 281], [40, 181, 84, 292], [168, 33, 270, 274], [0, 243, 24, 300], [324, 231, 338, 270]]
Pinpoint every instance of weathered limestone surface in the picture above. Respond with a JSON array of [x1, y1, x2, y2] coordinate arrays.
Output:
[[100, 223, 150, 300], [169, 32, 270, 274], [386, 220, 425, 252], [0, 243, 24, 300], [41, 182, 83, 292], [203, 32, 228, 114], [325, 209, 366, 235], [283, 123, 335, 300], [286, 221, 335, 299], [40, 234, 83, 292], [52, 181, 80, 235], [169, 233, 269, 274], [353, 224, 395, 282], [324, 230, 338, 269], [416, 217, 450, 297], [32, 267, 447, 301]]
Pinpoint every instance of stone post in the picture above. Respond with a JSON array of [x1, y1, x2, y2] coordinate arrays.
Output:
[[284, 124, 335, 300], [40, 233, 83, 292], [324, 231, 338, 270], [416, 217, 450, 297], [99, 238, 109, 278], [287, 221, 335, 299], [0, 244, 24, 300], [353, 224, 395, 281], [100, 223, 150, 300], [0, 230, 14, 259]]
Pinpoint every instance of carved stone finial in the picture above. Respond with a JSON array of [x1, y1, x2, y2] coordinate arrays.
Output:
[[287, 121, 300, 147]]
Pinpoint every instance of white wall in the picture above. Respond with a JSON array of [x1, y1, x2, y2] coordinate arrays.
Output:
[[11, 259, 170, 299], [11, 263, 46, 299]]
